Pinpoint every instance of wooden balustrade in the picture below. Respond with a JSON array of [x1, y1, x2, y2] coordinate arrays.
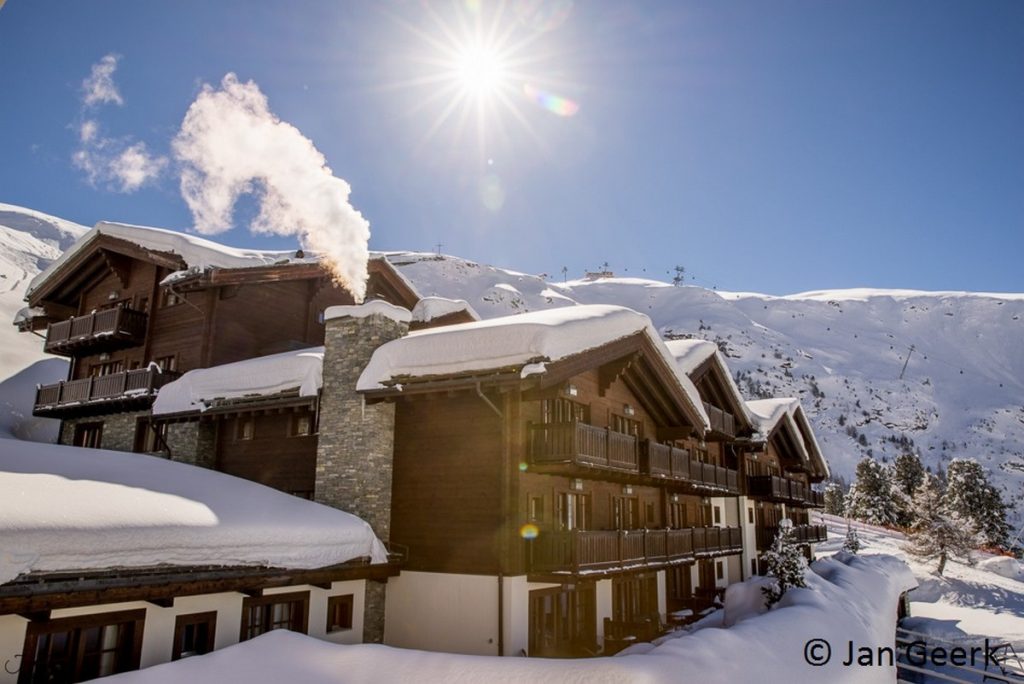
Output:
[[702, 402, 737, 438], [528, 526, 742, 573], [33, 368, 181, 418], [528, 423, 638, 474], [756, 524, 828, 550], [44, 307, 148, 356]]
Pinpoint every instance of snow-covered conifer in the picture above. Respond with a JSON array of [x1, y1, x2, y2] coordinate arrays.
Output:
[[845, 457, 899, 526], [904, 473, 977, 576], [945, 458, 1010, 548], [842, 523, 861, 554], [761, 522, 807, 607], [891, 451, 925, 527], [823, 481, 845, 516]]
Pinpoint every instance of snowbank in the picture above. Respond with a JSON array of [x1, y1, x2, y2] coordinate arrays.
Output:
[[358, 305, 709, 428], [977, 555, 1024, 582], [153, 347, 324, 415], [0, 358, 66, 441], [109, 553, 915, 684], [0, 439, 387, 584]]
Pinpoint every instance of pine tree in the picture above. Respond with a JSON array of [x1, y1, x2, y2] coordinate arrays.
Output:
[[945, 459, 1011, 548], [823, 481, 846, 516], [845, 457, 899, 527], [761, 523, 807, 607], [904, 474, 977, 576], [891, 451, 926, 528], [842, 523, 861, 554]]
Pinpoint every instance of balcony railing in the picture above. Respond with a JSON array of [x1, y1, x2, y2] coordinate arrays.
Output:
[[44, 307, 148, 356], [34, 368, 181, 418], [702, 402, 736, 439], [641, 440, 740, 494], [528, 526, 742, 574], [529, 422, 639, 474], [746, 475, 817, 506], [756, 524, 828, 550], [804, 490, 825, 508]]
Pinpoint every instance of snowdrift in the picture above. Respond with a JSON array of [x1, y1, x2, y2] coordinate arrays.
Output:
[[109, 553, 916, 684]]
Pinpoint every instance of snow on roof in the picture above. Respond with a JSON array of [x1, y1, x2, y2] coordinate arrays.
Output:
[[747, 398, 829, 478], [107, 553, 915, 684], [0, 437, 387, 584], [152, 347, 324, 415], [411, 296, 480, 323], [324, 300, 412, 324], [358, 304, 709, 429], [665, 339, 756, 429], [28, 221, 298, 296]]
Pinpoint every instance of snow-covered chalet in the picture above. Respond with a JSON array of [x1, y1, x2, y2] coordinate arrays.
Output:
[[9, 221, 829, 673]]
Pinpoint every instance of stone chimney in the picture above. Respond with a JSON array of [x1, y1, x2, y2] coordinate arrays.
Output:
[[315, 300, 410, 643]]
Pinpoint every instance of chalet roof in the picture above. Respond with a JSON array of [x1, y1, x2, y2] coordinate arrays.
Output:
[[358, 304, 710, 431], [25, 221, 421, 309], [746, 398, 830, 480], [0, 436, 387, 585], [152, 346, 324, 416], [411, 296, 480, 324], [664, 339, 756, 432]]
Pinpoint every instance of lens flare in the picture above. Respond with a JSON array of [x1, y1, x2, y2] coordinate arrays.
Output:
[[523, 83, 579, 117], [518, 461, 529, 472], [520, 523, 540, 540]]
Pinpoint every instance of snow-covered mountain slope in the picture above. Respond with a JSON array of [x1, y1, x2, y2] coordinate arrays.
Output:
[[0, 203, 88, 381], [389, 252, 1024, 526]]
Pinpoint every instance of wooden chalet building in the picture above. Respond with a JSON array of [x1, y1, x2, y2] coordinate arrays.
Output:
[[12, 222, 830, 665], [744, 399, 830, 568], [17, 221, 417, 497]]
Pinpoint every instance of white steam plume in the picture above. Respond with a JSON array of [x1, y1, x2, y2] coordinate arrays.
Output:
[[172, 74, 370, 301]]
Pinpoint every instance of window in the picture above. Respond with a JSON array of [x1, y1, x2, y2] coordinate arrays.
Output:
[[610, 414, 641, 439], [716, 560, 724, 580], [240, 592, 309, 641], [540, 398, 589, 424], [172, 612, 216, 661], [556, 492, 591, 531], [528, 585, 596, 656], [748, 508, 755, 524], [713, 506, 721, 524], [326, 595, 354, 633], [612, 574, 658, 622], [90, 360, 125, 377], [289, 413, 312, 437], [751, 558, 758, 575], [644, 502, 656, 527], [153, 355, 176, 372], [19, 609, 145, 682], [134, 419, 167, 453], [528, 495, 544, 523], [236, 418, 254, 441], [160, 288, 183, 308], [73, 422, 104, 449], [612, 496, 640, 530]]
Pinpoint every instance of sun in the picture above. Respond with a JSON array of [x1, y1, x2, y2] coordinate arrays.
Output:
[[454, 43, 507, 96]]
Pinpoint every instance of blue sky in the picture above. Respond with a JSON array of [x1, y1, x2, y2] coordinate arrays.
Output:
[[1, 0, 1021, 294]]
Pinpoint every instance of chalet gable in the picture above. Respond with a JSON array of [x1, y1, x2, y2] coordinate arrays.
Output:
[[664, 339, 755, 437], [747, 398, 829, 481]]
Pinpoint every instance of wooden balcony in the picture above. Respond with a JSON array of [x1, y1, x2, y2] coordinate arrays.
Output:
[[746, 475, 814, 506], [702, 402, 736, 439], [528, 526, 741, 574], [33, 368, 181, 418], [44, 307, 148, 356], [804, 490, 825, 508], [641, 441, 740, 495], [529, 422, 639, 475], [755, 524, 828, 550]]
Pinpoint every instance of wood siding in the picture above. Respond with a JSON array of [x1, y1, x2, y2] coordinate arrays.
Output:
[[214, 412, 317, 497], [390, 394, 504, 574]]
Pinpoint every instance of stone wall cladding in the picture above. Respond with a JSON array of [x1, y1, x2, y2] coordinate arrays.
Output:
[[315, 308, 408, 644], [58, 410, 213, 468]]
